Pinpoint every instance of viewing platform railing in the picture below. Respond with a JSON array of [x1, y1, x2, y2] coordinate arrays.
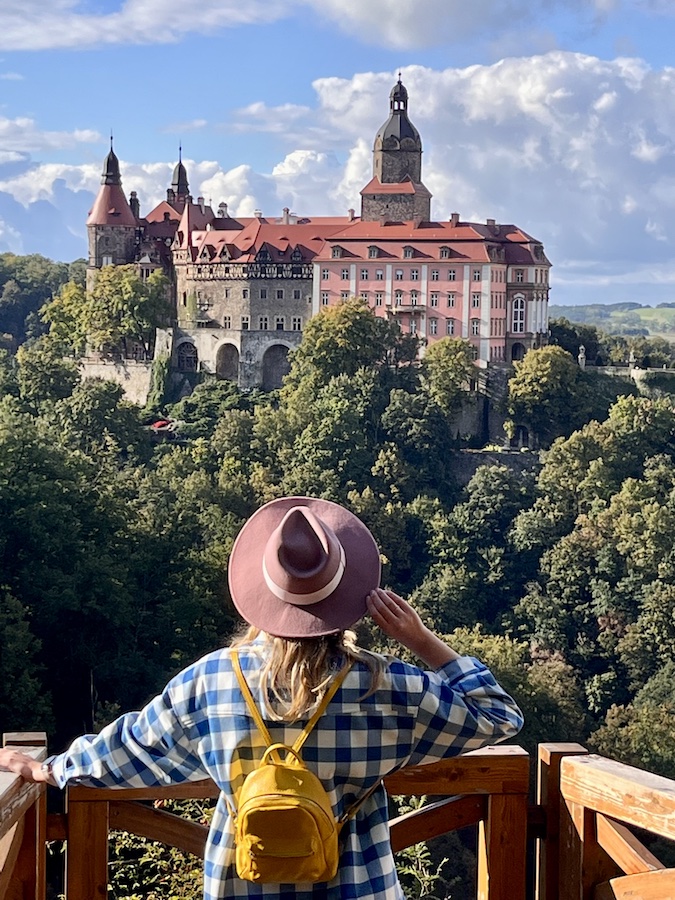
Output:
[[3, 734, 675, 899]]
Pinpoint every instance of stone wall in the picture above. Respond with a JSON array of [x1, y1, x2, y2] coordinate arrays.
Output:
[[79, 359, 153, 406]]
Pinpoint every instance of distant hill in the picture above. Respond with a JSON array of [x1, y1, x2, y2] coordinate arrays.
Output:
[[550, 302, 675, 339]]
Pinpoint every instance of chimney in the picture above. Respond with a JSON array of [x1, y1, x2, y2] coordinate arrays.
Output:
[[413, 216, 422, 228], [282, 207, 290, 224], [197, 196, 205, 212], [217, 202, 228, 218], [348, 208, 355, 221], [129, 191, 140, 218], [254, 209, 262, 218], [380, 214, 387, 226], [450, 212, 460, 227]]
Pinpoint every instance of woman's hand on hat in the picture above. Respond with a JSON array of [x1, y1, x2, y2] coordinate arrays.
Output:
[[367, 589, 460, 669]]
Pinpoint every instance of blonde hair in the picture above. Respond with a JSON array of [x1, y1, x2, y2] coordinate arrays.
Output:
[[230, 626, 386, 722]]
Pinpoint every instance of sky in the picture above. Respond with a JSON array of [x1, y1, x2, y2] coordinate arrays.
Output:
[[1, 1, 675, 306]]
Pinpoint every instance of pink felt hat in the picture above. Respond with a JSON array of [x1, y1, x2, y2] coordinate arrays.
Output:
[[228, 497, 381, 638]]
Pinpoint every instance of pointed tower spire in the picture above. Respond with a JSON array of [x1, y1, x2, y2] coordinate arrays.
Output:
[[101, 133, 122, 186], [172, 144, 190, 198]]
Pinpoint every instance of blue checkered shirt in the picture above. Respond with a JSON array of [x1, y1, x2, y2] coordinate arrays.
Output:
[[50, 645, 523, 899]]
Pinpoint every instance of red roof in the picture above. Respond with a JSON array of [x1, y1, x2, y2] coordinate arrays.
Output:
[[360, 176, 430, 196], [144, 201, 182, 224], [86, 185, 137, 227]]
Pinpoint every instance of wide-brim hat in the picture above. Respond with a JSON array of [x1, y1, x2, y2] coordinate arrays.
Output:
[[228, 496, 381, 638]]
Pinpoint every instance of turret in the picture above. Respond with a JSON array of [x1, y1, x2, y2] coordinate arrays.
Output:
[[86, 137, 138, 291], [361, 77, 432, 222], [166, 146, 191, 211]]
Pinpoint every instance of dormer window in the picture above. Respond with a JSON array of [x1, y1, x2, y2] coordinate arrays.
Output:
[[368, 246, 379, 259], [332, 246, 343, 259], [440, 246, 450, 259], [403, 246, 414, 259], [291, 248, 303, 262]]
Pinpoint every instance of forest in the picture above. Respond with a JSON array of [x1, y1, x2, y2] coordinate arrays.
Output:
[[3, 252, 675, 897]]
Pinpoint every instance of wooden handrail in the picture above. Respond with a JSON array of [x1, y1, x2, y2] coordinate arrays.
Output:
[[13, 739, 675, 900], [61, 744, 530, 900], [0, 733, 47, 900], [536, 745, 675, 900]]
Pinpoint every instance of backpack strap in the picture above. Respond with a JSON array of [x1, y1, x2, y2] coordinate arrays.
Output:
[[231, 650, 381, 826], [231, 650, 353, 761]]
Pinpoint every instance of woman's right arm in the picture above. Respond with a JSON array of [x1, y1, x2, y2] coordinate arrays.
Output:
[[367, 588, 460, 668]]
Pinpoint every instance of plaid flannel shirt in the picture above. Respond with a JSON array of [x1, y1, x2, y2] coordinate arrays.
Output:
[[50, 644, 523, 899]]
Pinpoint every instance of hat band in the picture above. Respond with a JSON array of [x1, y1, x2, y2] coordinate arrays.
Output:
[[262, 544, 346, 606]]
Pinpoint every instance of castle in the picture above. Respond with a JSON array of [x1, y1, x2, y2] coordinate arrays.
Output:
[[86, 78, 551, 390]]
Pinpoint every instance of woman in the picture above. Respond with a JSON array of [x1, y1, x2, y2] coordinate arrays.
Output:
[[0, 496, 523, 899]]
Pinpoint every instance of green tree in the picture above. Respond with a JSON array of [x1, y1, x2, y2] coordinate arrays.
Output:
[[281, 299, 418, 417], [16, 339, 80, 409], [0, 253, 70, 346], [87, 266, 171, 357], [40, 280, 88, 355], [506, 346, 585, 447], [43, 266, 172, 358], [421, 337, 475, 418]]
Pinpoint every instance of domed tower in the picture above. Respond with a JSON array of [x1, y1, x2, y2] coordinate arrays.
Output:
[[166, 146, 191, 211], [361, 76, 432, 222], [86, 138, 138, 291]]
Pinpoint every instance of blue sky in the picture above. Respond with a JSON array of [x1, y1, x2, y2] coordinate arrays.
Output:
[[1, 0, 675, 305]]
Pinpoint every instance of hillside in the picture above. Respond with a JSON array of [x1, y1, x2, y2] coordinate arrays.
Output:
[[550, 302, 675, 339]]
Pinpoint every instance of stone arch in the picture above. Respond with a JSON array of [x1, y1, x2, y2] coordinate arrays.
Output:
[[216, 343, 239, 381], [176, 341, 198, 372], [262, 344, 291, 391], [511, 342, 526, 362]]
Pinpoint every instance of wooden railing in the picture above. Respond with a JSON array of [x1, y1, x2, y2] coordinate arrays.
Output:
[[4, 735, 675, 899], [0, 733, 47, 900]]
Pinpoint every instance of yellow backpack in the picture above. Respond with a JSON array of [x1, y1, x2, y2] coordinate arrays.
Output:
[[231, 651, 352, 884]]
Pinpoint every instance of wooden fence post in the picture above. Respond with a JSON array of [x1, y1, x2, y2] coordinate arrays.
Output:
[[477, 791, 529, 900], [558, 759, 623, 900], [535, 743, 588, 900], [65, 787, 109, 900]]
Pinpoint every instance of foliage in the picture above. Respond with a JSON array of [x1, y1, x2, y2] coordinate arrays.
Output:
[[108, 800, 212, 900], [42, 266, 171, 357], [144, 352, 172, 414], [16, 339, 81, 409], [0, 252, 71, 347], [421, 337, 475, 417], [4, 262, 675, 892], [168, 378, 251, 440]]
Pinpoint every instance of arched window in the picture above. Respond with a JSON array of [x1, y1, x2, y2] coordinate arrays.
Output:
[[177, 342, 198, 372], [512, 294, 526, 333]]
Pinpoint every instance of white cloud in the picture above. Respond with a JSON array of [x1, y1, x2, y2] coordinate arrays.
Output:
[[0, 72, 23, 80], [0, 216, 23, 253], [0, 116, 99, 153], [4, 51, 675, 304], [0, 0, 647, 51]]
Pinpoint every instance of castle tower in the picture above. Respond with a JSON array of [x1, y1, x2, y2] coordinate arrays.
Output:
[[86, 139, 138, 291], [361, 76, 432, 222], [166, 146, 191, 212]]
